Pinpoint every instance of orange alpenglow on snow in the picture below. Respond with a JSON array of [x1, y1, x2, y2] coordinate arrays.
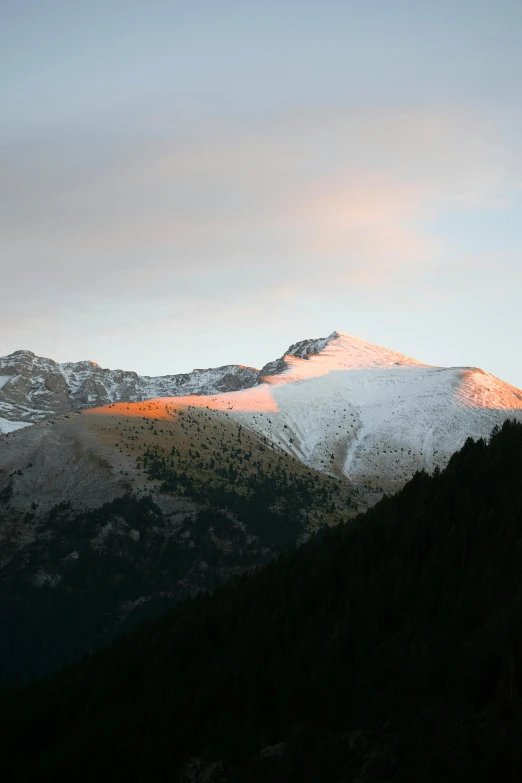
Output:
[[456, 369, 522, 411], [83, 384, 280, 420]]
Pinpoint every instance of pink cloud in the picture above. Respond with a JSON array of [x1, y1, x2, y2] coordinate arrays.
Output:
[[1, 103, 520, 312]]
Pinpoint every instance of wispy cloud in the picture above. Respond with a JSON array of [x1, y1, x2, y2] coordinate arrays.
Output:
[[2, 106, 519, 303]]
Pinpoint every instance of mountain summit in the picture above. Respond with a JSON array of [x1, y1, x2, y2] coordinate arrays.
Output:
[[261, 330, 425, 383]]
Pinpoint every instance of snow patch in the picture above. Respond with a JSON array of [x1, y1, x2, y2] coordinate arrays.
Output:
[[0, 417, 31, 434]]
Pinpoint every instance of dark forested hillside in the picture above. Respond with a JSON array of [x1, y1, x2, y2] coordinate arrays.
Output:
[[0, 421, 353, 687], [2, 421, 522, 782]]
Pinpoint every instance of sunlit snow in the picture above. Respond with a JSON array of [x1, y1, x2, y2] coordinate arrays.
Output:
[[85, 332, 522, 488]]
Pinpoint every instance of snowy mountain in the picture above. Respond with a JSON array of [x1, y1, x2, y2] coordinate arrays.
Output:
[[251, 330, 522, 488], [2, 330, 522, 493], [77, 330, 522, 493], [0, 349, 258, 433]]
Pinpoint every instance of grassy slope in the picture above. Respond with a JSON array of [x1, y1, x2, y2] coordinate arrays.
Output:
[[82, 399, 358, 528], [0, 401, 358, 688]]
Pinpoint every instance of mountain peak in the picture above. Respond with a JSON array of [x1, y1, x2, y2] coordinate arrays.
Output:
[[7, 349, 36, 360], [260, 330, 425, 383], [330, 331, 426, 365]]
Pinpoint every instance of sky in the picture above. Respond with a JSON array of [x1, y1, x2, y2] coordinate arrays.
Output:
[[1, 0, 522, 386]]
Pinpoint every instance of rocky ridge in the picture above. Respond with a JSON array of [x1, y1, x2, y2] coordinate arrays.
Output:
[[0, 349, 259, 431], [0, 333, 346, 432]]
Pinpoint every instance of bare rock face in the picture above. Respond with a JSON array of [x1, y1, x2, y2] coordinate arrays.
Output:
[[61, 361, 147, 409], [0, 350, 72, 425], [60, 361, 261, 407]]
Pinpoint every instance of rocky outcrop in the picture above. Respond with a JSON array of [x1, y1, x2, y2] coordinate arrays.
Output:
[[0, 350, 259, 428], [0, 350, 72, 425], [259, 332, 338, 377]]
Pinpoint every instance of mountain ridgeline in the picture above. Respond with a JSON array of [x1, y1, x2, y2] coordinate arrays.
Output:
[[3, 420, 522, 782], [2, 331, 522, 491], [0, 333, 346, 431], [0, 348, 260, 431]]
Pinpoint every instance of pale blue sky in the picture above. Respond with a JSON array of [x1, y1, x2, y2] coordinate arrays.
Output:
[[1, 1, 522, 385]]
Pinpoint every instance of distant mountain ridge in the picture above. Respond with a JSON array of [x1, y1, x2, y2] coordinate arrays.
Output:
[[2, 330, 522, 491], [0, 333, 348, 432], [0, 348, 260, 432]]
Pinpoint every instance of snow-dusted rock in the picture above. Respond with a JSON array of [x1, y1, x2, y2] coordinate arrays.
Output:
[[0, 349, 259, 426], [0, 350, 71, 425]]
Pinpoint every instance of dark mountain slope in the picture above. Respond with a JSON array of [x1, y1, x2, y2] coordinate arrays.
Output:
[[0, 406, 354, 687], [2, 421, 522, 782]]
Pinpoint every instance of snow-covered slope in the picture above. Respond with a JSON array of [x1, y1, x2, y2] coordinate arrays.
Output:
[[83, 331, 521, 492], [0, 417, 28, 435], [228, 332, 522, 487]]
